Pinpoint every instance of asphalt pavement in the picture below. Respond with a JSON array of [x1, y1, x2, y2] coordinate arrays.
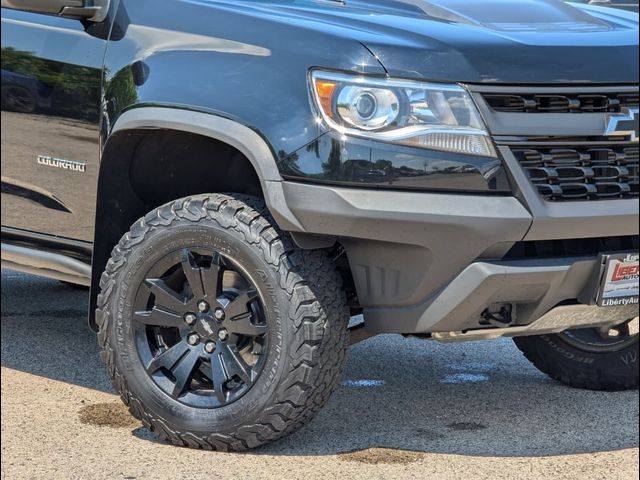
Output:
[[1, 269, 638, 480]]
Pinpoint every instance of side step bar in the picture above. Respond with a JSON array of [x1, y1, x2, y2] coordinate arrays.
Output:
[[1, 242, 91, 286]]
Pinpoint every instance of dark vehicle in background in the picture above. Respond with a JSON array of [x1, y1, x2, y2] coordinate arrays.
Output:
[[1, 0, 638, 451], [1, 68, 51, 113]]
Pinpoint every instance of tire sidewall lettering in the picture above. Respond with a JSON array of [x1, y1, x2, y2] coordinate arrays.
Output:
[[541, 335, 595, 364]]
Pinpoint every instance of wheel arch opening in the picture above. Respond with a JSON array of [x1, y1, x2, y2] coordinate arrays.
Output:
[[89, 128, 264, 330]]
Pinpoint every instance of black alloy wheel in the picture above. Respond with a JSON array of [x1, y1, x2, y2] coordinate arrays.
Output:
[[133, 247, 268, 407], [559, 318, 639, 353]]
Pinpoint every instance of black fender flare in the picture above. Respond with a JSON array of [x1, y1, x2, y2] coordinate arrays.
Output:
[[108, 107, 302, 230]]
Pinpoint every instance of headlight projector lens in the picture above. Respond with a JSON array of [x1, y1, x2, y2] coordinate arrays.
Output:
[[355, 92, 377, 119], [337, 86, 400, 130]]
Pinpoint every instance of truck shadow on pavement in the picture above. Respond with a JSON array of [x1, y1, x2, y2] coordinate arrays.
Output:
[[2, 270, 638, 458]]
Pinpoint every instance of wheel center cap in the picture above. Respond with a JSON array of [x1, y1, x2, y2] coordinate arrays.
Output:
[[195, 316, 218, 338]]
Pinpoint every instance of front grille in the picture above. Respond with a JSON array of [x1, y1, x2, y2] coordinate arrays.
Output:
[[484, 92, 638, 113], [511, 144, 639, 201]]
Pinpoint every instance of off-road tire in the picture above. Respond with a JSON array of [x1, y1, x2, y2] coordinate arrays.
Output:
[[513, 331, 639, 391], [95, 193, 349, 450]]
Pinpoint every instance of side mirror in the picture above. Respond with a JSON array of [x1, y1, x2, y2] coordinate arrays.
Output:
[[1, 0, 110, 22]]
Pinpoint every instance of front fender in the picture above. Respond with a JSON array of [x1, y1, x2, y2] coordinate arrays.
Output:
[[103, 0, 386, 165]]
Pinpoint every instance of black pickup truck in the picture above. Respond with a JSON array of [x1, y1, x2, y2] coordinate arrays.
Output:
[[1, 0, 638, 451]]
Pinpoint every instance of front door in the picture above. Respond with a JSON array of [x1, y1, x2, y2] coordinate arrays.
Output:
[[1, 6, 110, 242]]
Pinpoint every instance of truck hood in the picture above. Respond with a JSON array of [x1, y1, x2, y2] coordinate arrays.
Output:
[[241, 0, 639, 84]]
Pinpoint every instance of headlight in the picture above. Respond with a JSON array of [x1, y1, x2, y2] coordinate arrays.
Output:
[[310, 70, 496, 157]]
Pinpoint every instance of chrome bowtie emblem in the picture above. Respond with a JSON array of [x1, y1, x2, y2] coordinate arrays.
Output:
[[605, 108, 639, 142], [199, 318, 215, 335]]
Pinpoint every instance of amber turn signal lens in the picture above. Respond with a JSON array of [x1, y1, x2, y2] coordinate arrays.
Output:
[[314, 80, 337, 117]]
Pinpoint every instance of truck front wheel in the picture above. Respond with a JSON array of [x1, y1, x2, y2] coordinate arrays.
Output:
[[95, 194, 349, 450], [513, 318, 639, 391]]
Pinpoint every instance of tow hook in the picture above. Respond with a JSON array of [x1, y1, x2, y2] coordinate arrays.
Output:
[[481, 304, 514, 327]]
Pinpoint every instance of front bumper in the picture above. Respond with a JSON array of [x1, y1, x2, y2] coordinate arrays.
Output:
[[277, 180, 638, 335], [271, 84, 639, 337]]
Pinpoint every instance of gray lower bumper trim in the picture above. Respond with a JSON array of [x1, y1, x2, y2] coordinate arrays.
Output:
[[280, 181, 533, 246], [432, 304, 638, 342], [364, 256, 608, 334], [281, 181, 534, 311], [1, 242, 91, 286], [280, 181, 638, 335]]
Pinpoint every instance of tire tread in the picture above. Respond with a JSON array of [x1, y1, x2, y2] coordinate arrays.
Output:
[[95, 194, 348, 450]]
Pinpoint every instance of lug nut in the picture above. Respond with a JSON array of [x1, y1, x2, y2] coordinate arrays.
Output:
[[184, 313, 197, 325], [204, 341, 216, 353], [197, 301, 210, 313], [214, 308, 225, 321], [187, 333, 200, 346], [218, 329, 229, 341]]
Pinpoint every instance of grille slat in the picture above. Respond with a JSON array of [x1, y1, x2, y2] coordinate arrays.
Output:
[[511, 144, 639, 201], [485, 92, 639, 113]]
